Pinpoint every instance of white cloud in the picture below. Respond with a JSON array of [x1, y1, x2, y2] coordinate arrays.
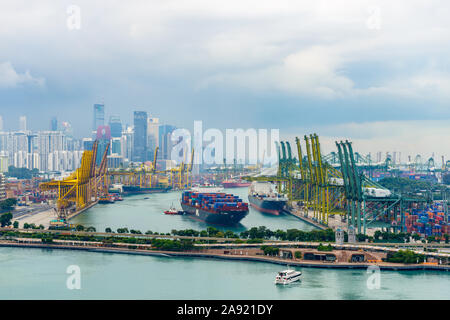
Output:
[[0, 61, 45, 88]]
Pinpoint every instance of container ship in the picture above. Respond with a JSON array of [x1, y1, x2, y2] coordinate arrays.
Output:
[[181, 191, 249, 225], [222, 178, 251, 188], [121, 185, 171, 195], [248, 182, 287, 215]]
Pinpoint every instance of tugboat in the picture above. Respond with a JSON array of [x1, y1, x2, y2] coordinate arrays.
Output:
[[164, 203, 183, 215], [111, 193, 123, 201], [274, 269, 302, 285], [99, 194, 115, 204]]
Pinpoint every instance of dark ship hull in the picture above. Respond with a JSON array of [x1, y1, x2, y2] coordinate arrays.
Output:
[[181, 203, 248, 225], [248, 194, 286, 215], [122, 186, 171, 195]]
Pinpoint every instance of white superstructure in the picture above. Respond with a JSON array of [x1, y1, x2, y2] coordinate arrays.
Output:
[[274, 269, 302, 285]]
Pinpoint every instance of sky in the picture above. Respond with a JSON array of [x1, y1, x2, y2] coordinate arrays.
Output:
[[0, 0, 449, 161]]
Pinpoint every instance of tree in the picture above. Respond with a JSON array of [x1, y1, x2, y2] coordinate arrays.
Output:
[[86, 226, 96, 232], [76, 225, 85, 231], [0, 198, 17, 211], [0, 212, 13, 227], [105, 227, 112, 233], [294, 251, 302, 259], [13, 221, 19, 229]]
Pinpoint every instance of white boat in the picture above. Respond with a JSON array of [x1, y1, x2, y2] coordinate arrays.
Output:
[[274, 269, 302, 285]]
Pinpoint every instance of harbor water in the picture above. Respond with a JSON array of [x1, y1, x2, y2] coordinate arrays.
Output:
[[1, 247, 449, 299], [4, 186, 450, 300], [70, 187, 317, 233]]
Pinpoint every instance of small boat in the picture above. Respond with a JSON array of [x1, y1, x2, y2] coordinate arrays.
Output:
[[164, 203, 183, 215], [99, 195, 115, 204], [274, 269, 302, 285], [111, 194, 123, 201]]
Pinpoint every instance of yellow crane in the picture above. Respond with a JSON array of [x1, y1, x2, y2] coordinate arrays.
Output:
[[39, 141, 110, 219]]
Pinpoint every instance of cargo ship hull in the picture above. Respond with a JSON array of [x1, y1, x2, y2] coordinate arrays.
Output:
[[181, 203, 248, 225], [122, 186, 171, 195], [248, 195, 286, 215]]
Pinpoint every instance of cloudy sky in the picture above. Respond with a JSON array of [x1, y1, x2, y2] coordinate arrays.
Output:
[[0, 0, 449, 160]]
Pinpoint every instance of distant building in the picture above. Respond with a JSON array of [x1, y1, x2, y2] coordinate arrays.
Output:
[[95, 126, 111, 165], [109, 115, 122, 138], [121, 128, 133, 161], [0, 116, 3, 131], [107, 154, 123, 169], [0, 173, 5, 200], [147, 117, 159, 160], [0, 153, 8, 172], [50, 117, 58, 131], [133, 111, 148, 162], [159, 124, 176, 160], [19, 116, 27, 131], [82, 138, 94, 151], [93, 104, 105, 132]]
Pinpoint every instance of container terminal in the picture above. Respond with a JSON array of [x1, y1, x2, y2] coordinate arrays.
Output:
[[2, 133, 448, 241]]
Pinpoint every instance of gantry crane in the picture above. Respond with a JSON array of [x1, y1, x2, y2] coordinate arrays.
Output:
[[39, 140, 110, 219]]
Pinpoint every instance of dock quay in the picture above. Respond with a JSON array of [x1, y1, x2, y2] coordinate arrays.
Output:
[[0, 241, 449, 272], [283, 208, 327, 230]]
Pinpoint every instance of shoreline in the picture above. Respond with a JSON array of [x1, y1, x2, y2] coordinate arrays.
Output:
[[1, 242, 449, 272]]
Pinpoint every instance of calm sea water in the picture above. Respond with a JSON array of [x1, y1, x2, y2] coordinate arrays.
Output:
[[71, 187, 317, 233], [4, 187, 449, 300], [1, 247, 449, 300]]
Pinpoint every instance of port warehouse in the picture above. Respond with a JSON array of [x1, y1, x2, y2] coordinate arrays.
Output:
[[6, 131, 445, 237]]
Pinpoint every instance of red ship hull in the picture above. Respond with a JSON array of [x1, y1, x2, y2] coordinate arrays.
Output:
[[222, 182, 251, 188]]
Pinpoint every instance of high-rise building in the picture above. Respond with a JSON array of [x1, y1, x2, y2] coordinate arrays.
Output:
[[147, 117, 159, 160], [19, 116, 27, 131], [0, 116, 3, 132], [121, 127, 133, 161], [50, 117, 58, 131], [0, 153, 8, 173], [159, 124, 176, 160], [0, 173, 5, 200], [133, 111, 147, 162], [93, 104, 105, 132], [82, 138, 94, 151], [109, 115, 122, 138]]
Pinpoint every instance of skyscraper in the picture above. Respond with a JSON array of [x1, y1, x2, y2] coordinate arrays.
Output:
[[159, 124, 176, 160], [19, 116, 27, 131], [109, 115, 122, 138], [147, 117, 159, 160], [0, 116, 3, 131], [50, 116, 58, 131], [93, 104, 105, 132], [133, 111, 147, 162]]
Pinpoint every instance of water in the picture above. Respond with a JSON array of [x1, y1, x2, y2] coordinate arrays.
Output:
[[1, 247, 449, 299], [71, 187, 317, 233]]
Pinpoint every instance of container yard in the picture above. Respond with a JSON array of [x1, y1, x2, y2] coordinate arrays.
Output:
[[405, 203, 449, 238]]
